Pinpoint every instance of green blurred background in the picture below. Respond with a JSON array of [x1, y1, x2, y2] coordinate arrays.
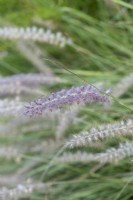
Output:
[[0, 0, 133, 200]]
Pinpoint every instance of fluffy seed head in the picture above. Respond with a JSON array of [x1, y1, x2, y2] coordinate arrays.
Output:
[[23, 84, 111, 117]]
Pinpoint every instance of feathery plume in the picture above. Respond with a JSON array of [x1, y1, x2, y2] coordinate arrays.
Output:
[[0, 181, 46, 200], [24, 84, 110, 117], [98, 141, 133, 163], [66, 120, 133, 148], [0, 26, 72, 48], [57, 151, 94, 163], [58, 141, 133, 164], [0, 73, 61, 86], [0, 72, 60, 99], [0, 83, 44, 97]]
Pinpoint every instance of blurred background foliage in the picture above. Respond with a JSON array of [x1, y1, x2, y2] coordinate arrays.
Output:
[[0, 0, 133, 200]]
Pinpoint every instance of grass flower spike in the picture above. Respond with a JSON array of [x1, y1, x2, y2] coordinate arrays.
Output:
[[58, 141, 133, 164], [0, 181, 46, 200], [0, 26, 72, 48], [24, 84, 111, 116], [66, 120, 133, 148], [0, 73, 60, 86]]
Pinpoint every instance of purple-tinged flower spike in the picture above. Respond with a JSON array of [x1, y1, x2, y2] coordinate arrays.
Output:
[[23, 84, 111, 117]]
